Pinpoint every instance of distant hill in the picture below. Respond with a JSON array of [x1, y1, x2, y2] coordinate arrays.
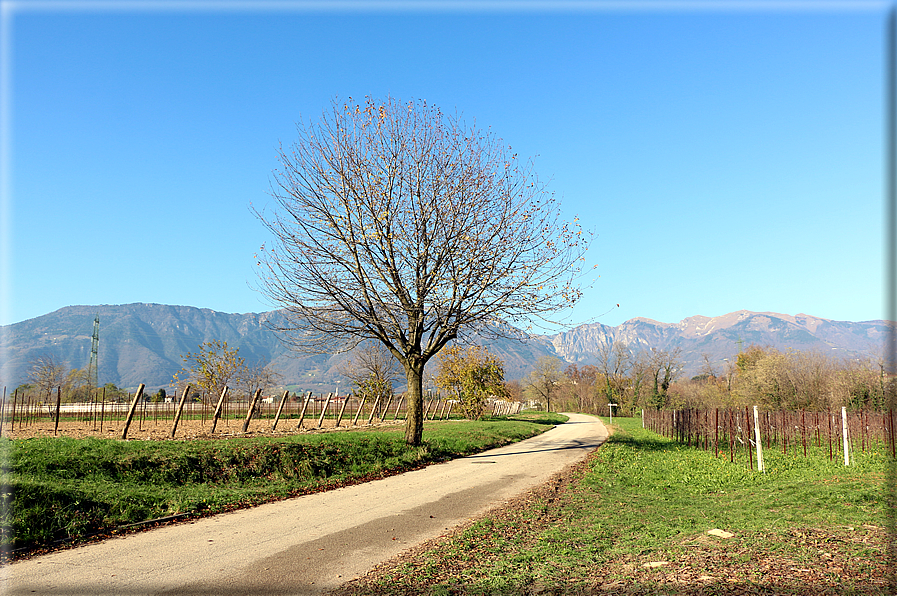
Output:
[[0, 304, 889, 391], [548, 311, 890, 376]]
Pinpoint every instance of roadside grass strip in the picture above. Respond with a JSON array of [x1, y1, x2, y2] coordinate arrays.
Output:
[[342, 416, 888, 595], [1, 412, 567, 557]]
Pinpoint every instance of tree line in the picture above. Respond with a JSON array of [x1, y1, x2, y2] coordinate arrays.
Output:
[[518, 342, 890, 415]]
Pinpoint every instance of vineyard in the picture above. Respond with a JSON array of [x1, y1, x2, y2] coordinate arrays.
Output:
[[643, 406, 894, 470], [0, 385, 522, 441]]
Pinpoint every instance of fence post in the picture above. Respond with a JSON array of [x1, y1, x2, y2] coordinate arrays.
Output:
[[382, 395, 394, 421], [842, 406, 850, 466], [335, 392, 350, 428], [121, 384, 147, 440], [10, 388, 17, 431], [242, 389, 263, 433], [272, 390, 290, 431], [317, 393, 333, 428], [367, 394, 382, 425], [169, 384, 191, 438], [753, 406, 765, 472], [393, 395, 404, 420], [0, 386, 5, 437], [297, 391, 313, 428], [211, 386, 229, 433], [53, 386, 62, 435]]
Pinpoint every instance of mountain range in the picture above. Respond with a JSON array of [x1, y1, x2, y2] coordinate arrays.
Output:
[[0, 304, 890, 392]]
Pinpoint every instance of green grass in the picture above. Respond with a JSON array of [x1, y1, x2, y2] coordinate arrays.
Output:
[[345, 416, 890, 595], [1, 413, 568, 553]]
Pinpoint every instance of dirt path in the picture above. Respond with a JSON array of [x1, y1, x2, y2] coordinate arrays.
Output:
[[3, 414, 608, 596]]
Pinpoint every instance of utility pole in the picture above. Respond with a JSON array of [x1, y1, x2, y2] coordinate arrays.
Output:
[[87, 315, 99, 393]]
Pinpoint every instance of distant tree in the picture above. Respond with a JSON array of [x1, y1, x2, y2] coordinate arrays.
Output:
[[597, 341, 633, 412], [525, 357, 565, 412], [647, 347, 683, 409], [100, 382, 128, 403], [505, 379, 524, 403], [240, 359, 283, 398], [253, 96, 589, 445], [435, 345, 508, 420], [12, 383, 34, 396], [564, 363, 598, 413], [341, 343, 401, 417], [28, 354, 67, 402], [62, 367, 89, 402], [173, 340, 247, 405]]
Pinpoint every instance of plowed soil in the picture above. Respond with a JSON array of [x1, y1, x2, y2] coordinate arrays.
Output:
[[3, 416, 404, 441]]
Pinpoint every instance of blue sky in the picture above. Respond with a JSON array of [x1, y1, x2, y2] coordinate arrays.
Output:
[[0, 1, 891, 330]]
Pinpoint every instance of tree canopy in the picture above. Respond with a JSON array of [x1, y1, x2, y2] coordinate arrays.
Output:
[[254, 96, 589, 444]]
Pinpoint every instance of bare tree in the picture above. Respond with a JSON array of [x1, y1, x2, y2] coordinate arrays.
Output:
[[565, 363, 598, 413], [28, 354, 67, 402], [341, 342, 402, 415], [525, 357, 565, 412], [241, 359, 283, 398], [254, 96, 589, 445], [647, 347, 683, 409], [597, 341, 633, 411]]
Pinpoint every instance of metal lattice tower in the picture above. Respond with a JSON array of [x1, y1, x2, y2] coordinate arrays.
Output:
[[87, 314, 99, 392]]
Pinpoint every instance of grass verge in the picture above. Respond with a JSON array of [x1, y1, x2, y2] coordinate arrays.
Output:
[[1, 412, 567, 558], [338, 416, 889, 595]]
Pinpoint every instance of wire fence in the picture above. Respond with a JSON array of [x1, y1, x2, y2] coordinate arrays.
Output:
[[0, 386, 521, 439], [642, 406, 894, 469]]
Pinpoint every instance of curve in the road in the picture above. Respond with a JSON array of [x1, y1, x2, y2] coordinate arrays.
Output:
[[4, 413, 608, 596]]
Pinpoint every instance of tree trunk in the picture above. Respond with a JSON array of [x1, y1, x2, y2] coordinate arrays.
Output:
[[403, 362, 425, 445]]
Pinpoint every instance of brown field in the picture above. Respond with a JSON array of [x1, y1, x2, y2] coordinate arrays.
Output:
[[2, 416, 405, 441]]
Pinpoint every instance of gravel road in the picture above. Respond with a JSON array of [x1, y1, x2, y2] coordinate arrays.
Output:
[[2, 413, 608, 596]]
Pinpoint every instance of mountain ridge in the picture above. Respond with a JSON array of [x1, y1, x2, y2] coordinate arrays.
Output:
[[1, 303, 890, 391]]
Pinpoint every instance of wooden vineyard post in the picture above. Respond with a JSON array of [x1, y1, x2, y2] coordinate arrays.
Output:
[[210, 386, 229, 433], [272, 390, 290, 431], [317, 393, 333, 428], [335, 393, 350, 428], [445, 401, 453, 419], [121, 384, 147, 440], [842, 406, 850, 466], [381, 395, 394, 421], [10, 388, 17, 431], [0, 387, 6, 437], [242, 389, 263, 433], [745, 407, 753, 471], [99, 388, 105, 432], [169, 385, 191, 438], [352, 395, 367, 426], [53, 386, 62, 435], [367, 395, 382, 425], [891, 409, 895, 459], [801, 410, 807, 457], [828, 411, 834, 461], [393, 395, 404, 420], [729, 409, 735, 463], [297, 392, 313, 429]]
